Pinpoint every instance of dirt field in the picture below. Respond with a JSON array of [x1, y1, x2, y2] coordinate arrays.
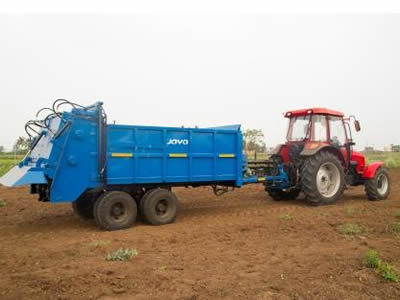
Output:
[[0, 170, 399, 300]]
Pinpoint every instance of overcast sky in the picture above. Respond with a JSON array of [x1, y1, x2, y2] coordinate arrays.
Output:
[[0, 14, 399, 151]]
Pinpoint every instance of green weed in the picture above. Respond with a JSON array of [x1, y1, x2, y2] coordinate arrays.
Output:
[[363, 250, 381, 269], [345, 207, 355, 217], [105, 248, 138, 262], [362, 249, 399, 282], [89, 239, 111, 249], [387, 223, 400, 235], [280, 213, 293, 221], [338, 224, 363, 236], [0, 199, 5, 208], [379, 263, 399, 282]]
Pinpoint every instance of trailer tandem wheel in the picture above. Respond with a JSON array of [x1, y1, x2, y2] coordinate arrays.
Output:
[[141, 188, 178, 225], [72, 194, 94, 220], [94, 191, 137, 231]]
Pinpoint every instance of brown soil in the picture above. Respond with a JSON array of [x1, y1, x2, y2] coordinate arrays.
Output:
[[0, 170, 400, 300]]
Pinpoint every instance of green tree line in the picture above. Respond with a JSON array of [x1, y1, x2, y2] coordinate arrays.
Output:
[[0, 137, 30, 155]]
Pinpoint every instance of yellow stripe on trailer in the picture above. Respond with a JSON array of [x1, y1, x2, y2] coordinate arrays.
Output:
[[169, 153, 188, 158], [111, 153, 133, 158], [258, 177, 266, 182], [219, 154, 236, 158]]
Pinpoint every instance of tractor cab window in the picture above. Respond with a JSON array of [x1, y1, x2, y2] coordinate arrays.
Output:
[[311, 115, 328, 142], [287, 116, 311, 141], [329, 117, 347, 146]]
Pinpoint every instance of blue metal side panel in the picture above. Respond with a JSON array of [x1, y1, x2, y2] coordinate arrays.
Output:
[[236, 131, 244, 187], [106, 125, 242, 186], [207, 124, 241, 131], [165, 129, 189, 182], [216, 132, 236, 179], [191, 131, 214, 182], [49, 118, 100, 202]]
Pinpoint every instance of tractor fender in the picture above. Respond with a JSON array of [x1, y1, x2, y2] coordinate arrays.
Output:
[[300, 144, 345, 165], [362, 162, 384, 179], [271, 144, 290, 163]]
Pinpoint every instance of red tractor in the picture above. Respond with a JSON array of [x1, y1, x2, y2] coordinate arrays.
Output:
[[264, 108, 391, 205]]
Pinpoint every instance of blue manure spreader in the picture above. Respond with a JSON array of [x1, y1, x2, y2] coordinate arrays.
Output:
[[0, 100, 390, 230], [0, 100, 288, 230]]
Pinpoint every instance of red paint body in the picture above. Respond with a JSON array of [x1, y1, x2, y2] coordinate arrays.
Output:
[[363, 162, 384, 179], [280, 145, 290, 163], [351, 151, 366, 174], [285, 108, 345, 118]]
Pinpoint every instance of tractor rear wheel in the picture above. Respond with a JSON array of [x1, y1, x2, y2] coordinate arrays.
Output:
[[267, 189, 300, 201], [365, 168, 391, 201], [301, 151, 345, 206], [72, 194, 94, 220], [94, 191, 137, 231], [141, 188, 178, 225]]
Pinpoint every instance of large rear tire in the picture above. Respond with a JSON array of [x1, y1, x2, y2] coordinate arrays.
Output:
[[365, 168, 391, 201], [94, 191, 137, 231], [301, 151, 345, 206], [72, 194, 94, 220], [141, 188, 178, 225]]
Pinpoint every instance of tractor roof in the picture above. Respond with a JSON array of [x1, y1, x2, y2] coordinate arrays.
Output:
[[285, 108, 345, 118]]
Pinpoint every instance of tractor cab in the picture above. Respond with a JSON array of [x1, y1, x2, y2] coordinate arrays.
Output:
[[286, 108, 348, 144], [282, 108, 357, 167]]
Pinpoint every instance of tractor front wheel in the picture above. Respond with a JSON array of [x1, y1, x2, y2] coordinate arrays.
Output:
[[365, 168, 391, 201], [301, 151, 345, 206], [94, 191, 137, 231]]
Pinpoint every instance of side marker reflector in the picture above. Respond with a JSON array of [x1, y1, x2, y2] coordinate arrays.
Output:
[[111, 153, 133, 158], [219, 154, 236, 158], [169, 153, 188, 158]]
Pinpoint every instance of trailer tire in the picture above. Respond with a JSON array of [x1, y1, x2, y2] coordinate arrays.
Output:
[[72, 194, 94, 220], [94, 191, 137, 231], [267, 189, 300, 201], [301, 151, 345, 206], [365, 168, 391, 201], [139, 189, 157, 218], [141, 188, 177, 226]]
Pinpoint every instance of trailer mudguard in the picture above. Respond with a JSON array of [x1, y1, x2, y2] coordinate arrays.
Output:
[[363, 162, 384, 179]]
